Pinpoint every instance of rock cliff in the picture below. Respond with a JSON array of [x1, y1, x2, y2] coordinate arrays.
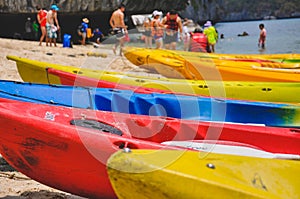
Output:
[[0, 0, 191, 13], [0, 0, 222, 22], [0, 0, 119, 13], [1, 0, 299, 40], [1, 0, 299, 21]]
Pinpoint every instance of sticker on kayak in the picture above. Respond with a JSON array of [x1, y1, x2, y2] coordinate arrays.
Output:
[[44, 111, 55, 121]]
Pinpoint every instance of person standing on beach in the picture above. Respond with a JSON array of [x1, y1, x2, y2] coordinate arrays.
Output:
[[109, 3, 127, 55], [142, 16, 153, 48], [46, 4, 60, 47], [36, 5, 48, 46], [203, 20, 218, 53], [151, 10, 164, 49], [258, 23, 266, 49], [161, 9, 183, 50], [78, 18, 89, 45]]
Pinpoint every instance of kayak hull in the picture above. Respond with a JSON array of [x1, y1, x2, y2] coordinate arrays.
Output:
[[0, 98, 182, 198], [124, 47, 300, 81], [0, 98, 300, 198], [107, 149, 300, 199], [7, 55, 300, 103], [1, 80, 300, 127]]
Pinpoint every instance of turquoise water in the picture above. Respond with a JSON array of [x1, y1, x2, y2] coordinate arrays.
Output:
[[214, 18, 300, 54]]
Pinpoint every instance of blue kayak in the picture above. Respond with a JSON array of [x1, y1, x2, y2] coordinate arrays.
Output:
[[0, 80, 299, 128]]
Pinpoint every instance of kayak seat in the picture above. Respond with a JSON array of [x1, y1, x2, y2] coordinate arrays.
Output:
[[70, 119, 123, 136]]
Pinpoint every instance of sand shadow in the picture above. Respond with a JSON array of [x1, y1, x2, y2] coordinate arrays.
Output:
[[0, 190, 69, 198], [0, 156, 15, 172]]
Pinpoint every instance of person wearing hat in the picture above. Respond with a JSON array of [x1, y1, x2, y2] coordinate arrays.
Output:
[[189, 28, 209, 52], [161, 9, 183, 50], [203, 20, 218, 53], [151, 10, 164, 49], [78, 18, 89, 45], [46, 4, 60, 47]]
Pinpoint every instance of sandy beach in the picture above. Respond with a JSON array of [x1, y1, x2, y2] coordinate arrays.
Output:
[[0, 37, 157, 198]]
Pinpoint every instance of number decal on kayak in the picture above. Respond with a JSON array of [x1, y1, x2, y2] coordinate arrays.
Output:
[[44, 111, 55, 121]]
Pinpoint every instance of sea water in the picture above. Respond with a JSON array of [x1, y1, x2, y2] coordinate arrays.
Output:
[[126, 18, 300, 54], [214, 18, 300, 54]]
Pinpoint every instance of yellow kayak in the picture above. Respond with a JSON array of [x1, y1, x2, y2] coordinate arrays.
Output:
[[6, 55, 300, 103], [107, 149, 300, 199], [180, 50, 300, 63], [125, 47, 300, 63], [123, 47, 300, 81]]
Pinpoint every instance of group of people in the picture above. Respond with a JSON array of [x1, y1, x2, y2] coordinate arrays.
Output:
[[77, 17, 104, 45], [35, 3, 267, 52], [140, 10, 219, 53], [37, 4, 105, 47], [36, 4, 60, 47], [109, 3, 207, 56], [142, 9, 184, 51]]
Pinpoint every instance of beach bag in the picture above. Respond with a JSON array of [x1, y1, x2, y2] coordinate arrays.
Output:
[[63, 34, 72, 48], [86, 28, 92, 38]]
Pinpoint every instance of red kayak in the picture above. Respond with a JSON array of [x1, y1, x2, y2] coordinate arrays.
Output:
[[46, 68, 170, 94], [0, 98, 300, 198]]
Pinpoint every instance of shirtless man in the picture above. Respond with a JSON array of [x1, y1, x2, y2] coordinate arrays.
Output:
[[109, 3, 127, 55], [46, 4, 60, 47], [258, 23, 266, 49]]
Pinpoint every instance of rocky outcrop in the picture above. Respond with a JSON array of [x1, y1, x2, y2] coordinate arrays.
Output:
[[0, 0, 190, 13], [2, 0, 298, 22], [181, 0, 225, 23], [220, 0, 300, 21], [57, 0, 118, 12], [0, 0, 120, 13], [122, 0, 190, 13], [123, 0, 225, 23], [0, 0, 225, 23]]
